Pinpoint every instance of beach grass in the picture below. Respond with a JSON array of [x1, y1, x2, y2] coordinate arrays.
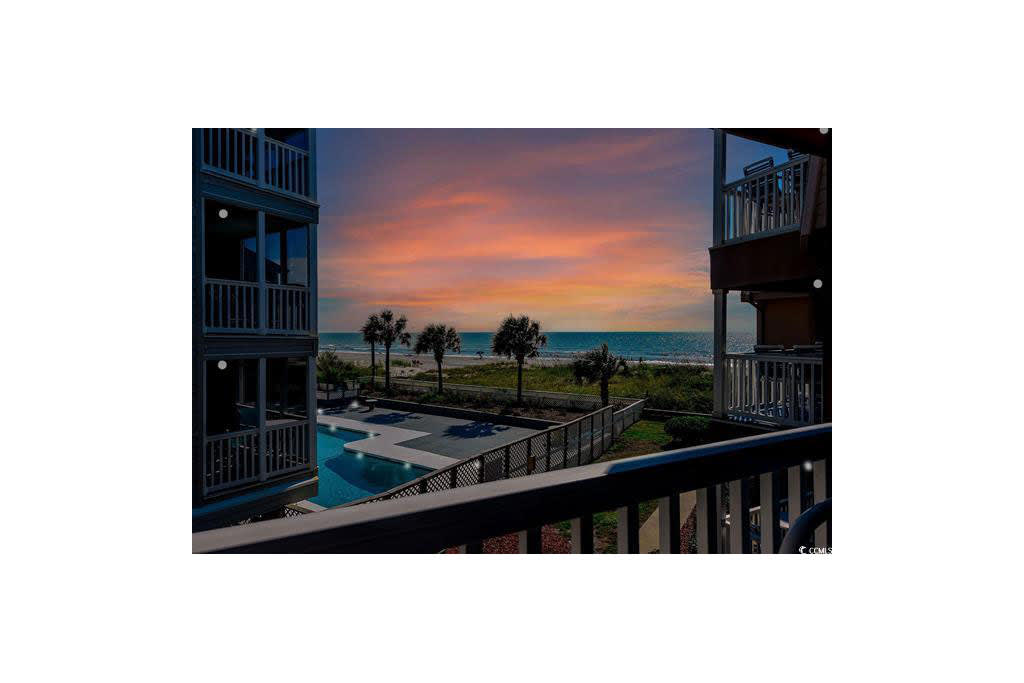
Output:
[[411, 361, 712, 412]]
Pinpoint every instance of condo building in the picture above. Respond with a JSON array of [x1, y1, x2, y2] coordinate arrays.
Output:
[[192, 128, 319, 530]]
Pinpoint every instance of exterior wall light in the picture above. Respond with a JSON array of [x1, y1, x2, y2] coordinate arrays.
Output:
[[218, 208, 229, 219], [216, 360, 227, 370], [813, 279, 823, 289]]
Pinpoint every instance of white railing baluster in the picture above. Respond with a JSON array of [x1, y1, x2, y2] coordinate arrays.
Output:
[[724, 352, 822, 426], [720, 156, 808, 243]]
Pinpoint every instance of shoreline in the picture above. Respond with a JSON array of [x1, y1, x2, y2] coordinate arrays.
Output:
[[320, 348, 711, 377]]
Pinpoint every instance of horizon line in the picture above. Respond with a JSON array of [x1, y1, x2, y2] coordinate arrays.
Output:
[[319, 329, 725, 334]]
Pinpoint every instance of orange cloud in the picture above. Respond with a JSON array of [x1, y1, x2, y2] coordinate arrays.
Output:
[[317, 129, 716, 331]]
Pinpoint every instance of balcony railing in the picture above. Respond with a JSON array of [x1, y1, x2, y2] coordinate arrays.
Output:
[[192, 423, 831, 553], [205, 279, 260, 331], [721, 155, 808, 243], [200, 128, 315, 201], [202, 420, 313, 497], [203, 428, 260, 495], [724, 353, 823, 426], [203, 279, 311, 334], [263, 137, 312, 199], [347, 399, 645, 507], [265, 421, 313, 478], [266, 283, 310, 333]]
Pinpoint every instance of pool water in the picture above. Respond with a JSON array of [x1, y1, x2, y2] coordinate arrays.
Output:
[[310, 425, 430, 507]]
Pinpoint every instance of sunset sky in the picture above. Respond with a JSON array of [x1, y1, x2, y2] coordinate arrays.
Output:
[[316, 129, 784, 333]]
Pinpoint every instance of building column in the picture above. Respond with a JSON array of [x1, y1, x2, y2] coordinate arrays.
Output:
[[257, 211, 266, 334], [258, 357, 267, 481], [712, 129, 726, 247], [713, 289, 727, 417], [308, 353, 317, 474]]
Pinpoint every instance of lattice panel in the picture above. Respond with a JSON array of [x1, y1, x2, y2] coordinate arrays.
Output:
[[480, 450, 505, 482], [507, 440, 530, 478], [424, 474, 451, 494], [529, 434, 549, 472], [390, 485, 421, 499], [455, 459, 481, 487]]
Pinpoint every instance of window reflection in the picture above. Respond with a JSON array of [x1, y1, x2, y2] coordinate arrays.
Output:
[[266, 357, 308, 423]]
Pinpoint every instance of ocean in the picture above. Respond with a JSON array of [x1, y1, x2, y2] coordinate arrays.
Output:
[[319, 331, 755, 365]]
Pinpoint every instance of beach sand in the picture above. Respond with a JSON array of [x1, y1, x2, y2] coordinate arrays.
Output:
[[326, 350, 576, 377], [324, 349, 702, 378]]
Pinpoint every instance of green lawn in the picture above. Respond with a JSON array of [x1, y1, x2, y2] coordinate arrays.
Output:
[[554, 420, 676, 552], [412, 361, 712, 412]]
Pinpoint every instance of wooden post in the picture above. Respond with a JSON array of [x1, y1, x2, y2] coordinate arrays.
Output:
[[257, 357, 267, 481], [589, 415, 595, 462], [729, 479, 751, 553], [788, 466, 803, 529], [713, 289, 727, 417], [813, 460, 828, 548], [696, 486, 718, 554], [578, 419, 583, 464], [257, 128, 266, 189], [307, 355, 316, 473], [571, 516, 593, 553], [519, 527, 542, 554], [308, 128, 318, 201], [617, 504, 640, 554], [658, 495, 681, 554], [759, 472, 780, 553], [712, 129, 726, 247], [545, 431, 551, 471], [257, 211, 267, 334]]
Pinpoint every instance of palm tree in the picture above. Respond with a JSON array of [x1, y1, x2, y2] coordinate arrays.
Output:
[[378, 309, 412, 393], [491, 314, 547, 404], [360, 313, 384, 389], [317, 350, 346, 401], [572, 343, 627, 407], [413, 323, 461, 393]]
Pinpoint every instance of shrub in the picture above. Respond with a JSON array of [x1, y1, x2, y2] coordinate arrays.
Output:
[[664, 416, 711, 446]]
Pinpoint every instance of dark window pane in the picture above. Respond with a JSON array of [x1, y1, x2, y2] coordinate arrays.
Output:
[[266, 357, 308, 422], [204, 200, 257, 282], [205, 359, 259, 435], [265, 231, 282, 284], [286, 226, 308, 286]]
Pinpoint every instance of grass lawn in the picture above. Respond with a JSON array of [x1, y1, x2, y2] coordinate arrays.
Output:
[[412, 362, 712, 412], [552, 420, 677, 552]]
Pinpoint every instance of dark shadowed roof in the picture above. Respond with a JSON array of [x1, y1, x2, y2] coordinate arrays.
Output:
[[723, 128, 830, 157]]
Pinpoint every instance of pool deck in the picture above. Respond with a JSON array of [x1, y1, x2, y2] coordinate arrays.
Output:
[[317, 406, 541, 470]]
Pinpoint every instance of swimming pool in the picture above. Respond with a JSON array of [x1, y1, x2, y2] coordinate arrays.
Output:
[[310, 425, 430, 507]]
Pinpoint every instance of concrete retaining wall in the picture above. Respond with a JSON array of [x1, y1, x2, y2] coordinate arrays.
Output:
[[385, 378, 636, 411]]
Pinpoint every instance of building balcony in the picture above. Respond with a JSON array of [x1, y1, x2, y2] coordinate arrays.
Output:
[[203, 278, 312, 335], [720, 154, 809, 244], [723, 351, 824, 427], [199, 128, 316, 202], [193, 423, 831, 554], [202, 419, 314, 497], [709, 135, 828, 292]]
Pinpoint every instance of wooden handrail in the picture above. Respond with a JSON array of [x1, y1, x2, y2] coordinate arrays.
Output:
[[192, 423, 830, 553], [721, 154, 807, 192]]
